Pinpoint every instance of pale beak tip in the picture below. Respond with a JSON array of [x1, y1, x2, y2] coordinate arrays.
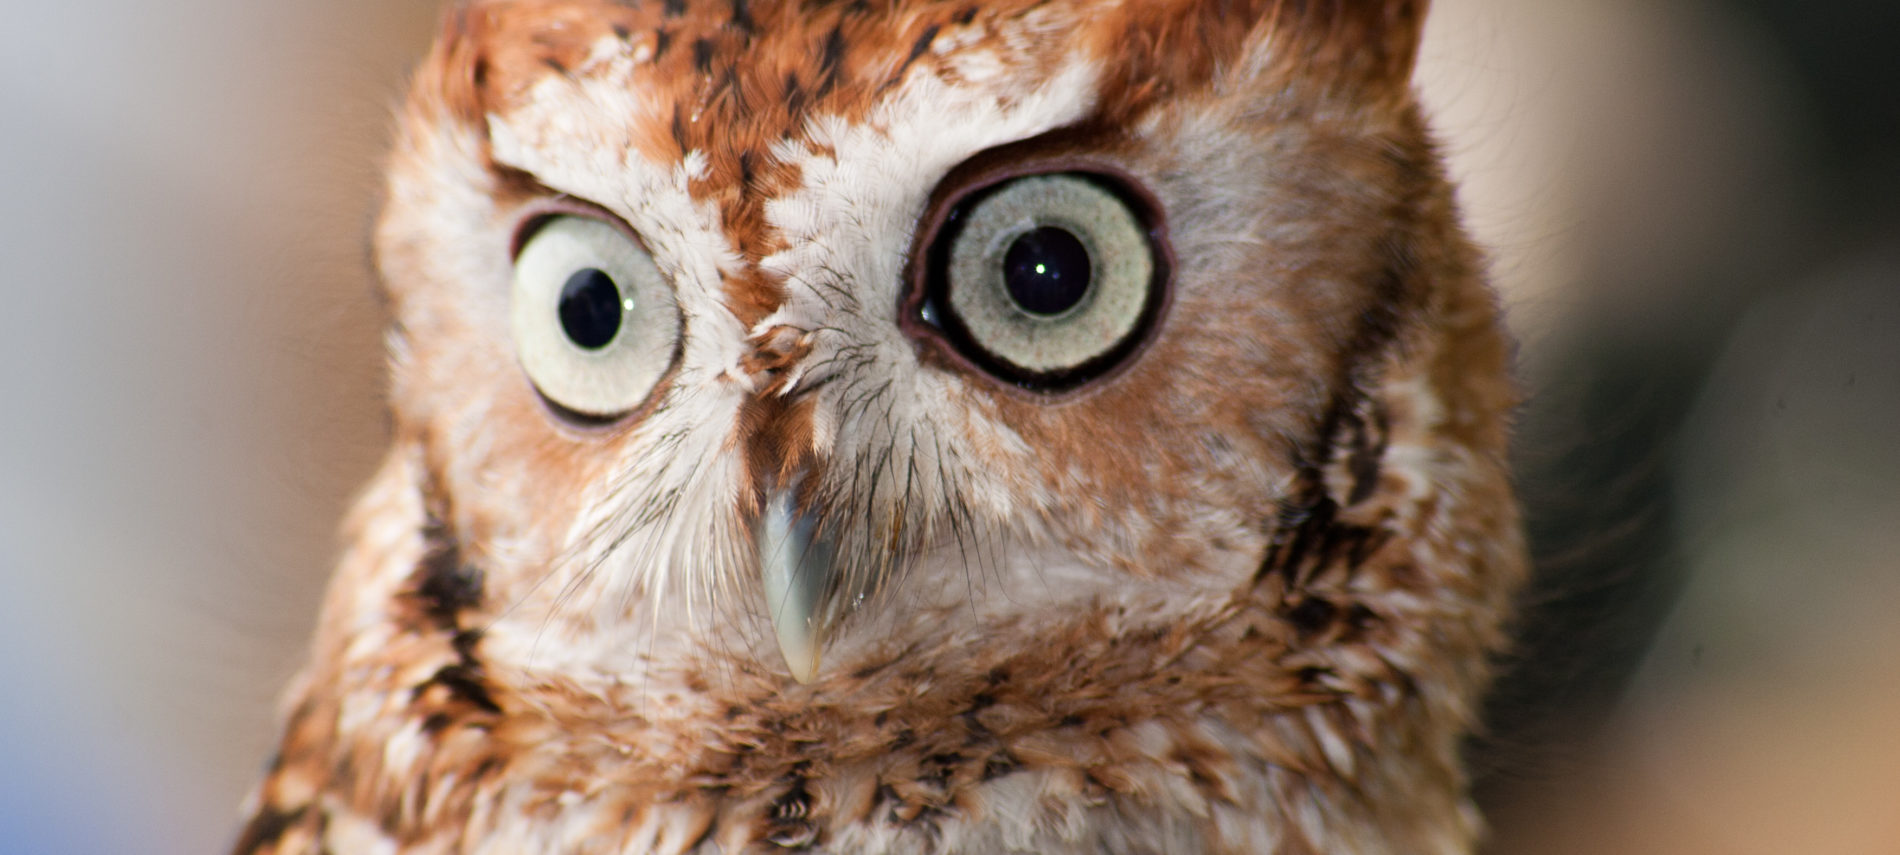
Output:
[[779, 633, 822, 685], [758, 481, 832, 685]]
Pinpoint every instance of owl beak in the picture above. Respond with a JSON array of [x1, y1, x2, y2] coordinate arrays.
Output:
[[755, 480, 833, 683]]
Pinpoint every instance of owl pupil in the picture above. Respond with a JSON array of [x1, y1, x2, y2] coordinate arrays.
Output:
[[558, 268, 624, 350], [1002, 227, 1091, 316]]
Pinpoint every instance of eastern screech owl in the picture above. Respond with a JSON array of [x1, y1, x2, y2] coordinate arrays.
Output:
[[236, 1, 1527, 853]]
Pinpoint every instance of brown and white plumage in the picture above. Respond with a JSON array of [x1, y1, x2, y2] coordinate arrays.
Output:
[[235, 1, 1527, 852]]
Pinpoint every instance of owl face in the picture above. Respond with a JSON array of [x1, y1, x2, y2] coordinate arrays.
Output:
[[375, 0, 1483, 688]]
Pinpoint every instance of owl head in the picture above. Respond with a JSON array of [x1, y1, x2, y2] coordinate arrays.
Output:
[[368, 0, 1521, 708]]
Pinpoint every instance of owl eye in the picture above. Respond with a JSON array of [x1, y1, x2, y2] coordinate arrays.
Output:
[[918, 173, 1164, 389], [511, 215, 680, 419]]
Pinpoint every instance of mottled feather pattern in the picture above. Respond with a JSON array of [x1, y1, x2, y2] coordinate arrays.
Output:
[[237, 1, 1527, 852]]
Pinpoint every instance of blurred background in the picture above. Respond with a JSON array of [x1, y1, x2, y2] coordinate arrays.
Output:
[[0, 0, 1894, 852]]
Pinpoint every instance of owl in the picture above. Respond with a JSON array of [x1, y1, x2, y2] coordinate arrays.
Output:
[[235, 1, 1526, 853]]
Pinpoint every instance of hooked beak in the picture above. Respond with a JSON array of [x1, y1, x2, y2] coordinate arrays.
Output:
[[755, 479, 833, 683]]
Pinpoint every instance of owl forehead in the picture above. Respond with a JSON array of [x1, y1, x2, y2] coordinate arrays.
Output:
[[428, 0, 1304, 323], [446, 0, 1110, 150], [451, 1, 1103, 243]]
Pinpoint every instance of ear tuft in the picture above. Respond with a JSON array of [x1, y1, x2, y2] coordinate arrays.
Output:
[[1087, 0, 1428, 123], [413, 2, 495, 127], [1267, 0, 1429, 96]]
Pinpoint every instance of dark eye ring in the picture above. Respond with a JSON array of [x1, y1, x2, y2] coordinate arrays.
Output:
[[903, 168, 1171, 393]]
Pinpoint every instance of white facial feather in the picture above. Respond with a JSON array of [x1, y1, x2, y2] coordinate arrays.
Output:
[[467, 37, 1241, 680], [481, 74, 771, 673]]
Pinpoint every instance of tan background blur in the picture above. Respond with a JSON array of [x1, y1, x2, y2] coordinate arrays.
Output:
[[1, 1, 1894, 853]]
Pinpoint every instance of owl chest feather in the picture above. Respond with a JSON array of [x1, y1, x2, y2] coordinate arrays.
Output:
[[241, 382, 1514, 855], [268, 601, 1472, 855]]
